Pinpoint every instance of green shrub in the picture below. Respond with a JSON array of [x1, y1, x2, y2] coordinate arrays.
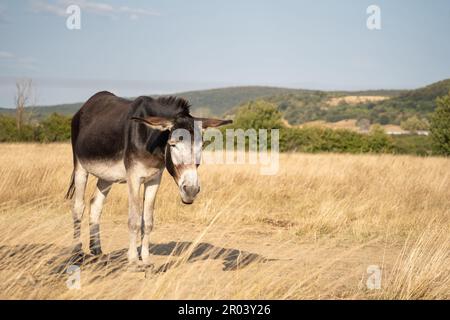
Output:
[[232, 100, 284, 130], [391, 135, 432, 156], [279, 126, 392, 154], [400, 115, 429, 132], [37, 113, 72, 142], [365, 125, 393, 153], [0, 115, 36, 142], [430, 92, 450, 155], [0, 113, 71, 143]]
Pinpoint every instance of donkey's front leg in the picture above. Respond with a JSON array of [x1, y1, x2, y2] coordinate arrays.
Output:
[[127, 174, 142, 264], [141, 173, 162, 266]]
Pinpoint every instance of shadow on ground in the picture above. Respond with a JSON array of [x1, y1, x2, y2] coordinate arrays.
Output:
[[0, 241, 271, 281]]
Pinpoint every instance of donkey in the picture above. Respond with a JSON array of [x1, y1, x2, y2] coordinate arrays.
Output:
[[66, 91, 231, 265]]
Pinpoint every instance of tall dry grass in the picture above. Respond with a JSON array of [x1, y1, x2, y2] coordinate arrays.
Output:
[[0, 143, 448, 299]]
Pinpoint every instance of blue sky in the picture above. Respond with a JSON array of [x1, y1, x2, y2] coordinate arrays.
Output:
[[0, 0, 449, 107]]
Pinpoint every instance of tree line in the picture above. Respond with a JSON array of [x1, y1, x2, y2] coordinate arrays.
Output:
[[1, 92, 449, 156], [0, 113, 71, 142]]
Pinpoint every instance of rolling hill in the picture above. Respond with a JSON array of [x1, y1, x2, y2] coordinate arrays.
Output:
[[0, 102, 83, 120], [1, 79, 449, 125], [262, 79, 450, 125], [0, 86, 305, 120]]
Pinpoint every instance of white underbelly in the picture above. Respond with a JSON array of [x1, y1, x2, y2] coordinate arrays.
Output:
[[80, 159, 127, 182]]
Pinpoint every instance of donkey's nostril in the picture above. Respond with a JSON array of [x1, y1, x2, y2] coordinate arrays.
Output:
[[192, 185, 200, 196], [183, 185, 200, 197]]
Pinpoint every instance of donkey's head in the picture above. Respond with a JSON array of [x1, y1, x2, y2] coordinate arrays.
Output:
[[132, 115, 231, 204]]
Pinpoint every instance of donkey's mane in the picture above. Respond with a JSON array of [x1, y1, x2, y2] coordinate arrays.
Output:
[[156, 96, 191, 116]]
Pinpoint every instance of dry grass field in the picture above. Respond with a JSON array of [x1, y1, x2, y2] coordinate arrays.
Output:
[[0, 143, 448, 299], [298, 119, 406, 134], [326, 95, 389, 107]]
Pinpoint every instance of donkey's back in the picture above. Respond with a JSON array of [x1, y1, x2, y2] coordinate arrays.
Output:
[[72, 91, 132, 162]]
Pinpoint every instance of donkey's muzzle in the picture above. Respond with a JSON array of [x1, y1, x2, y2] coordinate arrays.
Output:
[[184, 185, 200, 198], [180, 184, 200, 204]]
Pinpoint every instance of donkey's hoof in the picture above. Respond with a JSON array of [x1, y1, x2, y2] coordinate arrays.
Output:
[[71, 243, 83, 254], [90, 247, 103, 256], [68, 247, 85, 266], [141, 255, 152, 266]]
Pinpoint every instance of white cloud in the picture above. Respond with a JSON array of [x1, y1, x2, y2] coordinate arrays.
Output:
[[0, 51, 37, 70], [30, 0, 67, 17], [118, 6, 160, 17], [0, 51, 15, 59], [30, 0, 160, 20]]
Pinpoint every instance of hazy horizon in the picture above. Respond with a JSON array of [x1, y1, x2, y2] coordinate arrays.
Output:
[[0, 76, 447, 109]]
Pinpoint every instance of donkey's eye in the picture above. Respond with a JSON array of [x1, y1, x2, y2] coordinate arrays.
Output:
[[168, 136, 183, 146]]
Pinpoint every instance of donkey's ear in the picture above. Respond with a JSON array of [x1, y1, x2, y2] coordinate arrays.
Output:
[[131, 116, 174, 131], [194, 117, 233, 128]]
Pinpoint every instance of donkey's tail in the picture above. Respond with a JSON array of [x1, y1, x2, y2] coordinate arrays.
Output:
[[65, 110, 81, 200], [65, 170, 75, 200]]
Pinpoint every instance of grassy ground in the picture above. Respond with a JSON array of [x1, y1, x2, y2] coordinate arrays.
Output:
[[0, 143, 448, 299]]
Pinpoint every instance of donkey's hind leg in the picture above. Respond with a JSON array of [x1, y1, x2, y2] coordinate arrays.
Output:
[[89, 179, 112, 256], [72, 166, 88, 253]]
